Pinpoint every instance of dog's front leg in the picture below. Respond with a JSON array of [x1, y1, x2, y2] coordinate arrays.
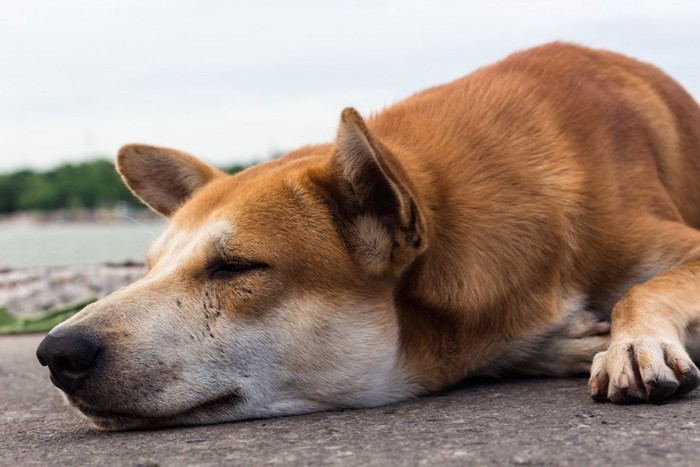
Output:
[[589, 224, 700, 403]]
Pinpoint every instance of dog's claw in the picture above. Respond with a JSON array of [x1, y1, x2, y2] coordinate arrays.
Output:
[[676, 368, 700, 396], [648, 379, 679, 403]]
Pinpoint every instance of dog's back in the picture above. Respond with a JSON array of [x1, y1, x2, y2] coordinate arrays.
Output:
[[371, 42, 700, 225]]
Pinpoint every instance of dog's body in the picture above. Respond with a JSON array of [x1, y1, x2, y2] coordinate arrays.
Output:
[[37, 43, 700, 430]]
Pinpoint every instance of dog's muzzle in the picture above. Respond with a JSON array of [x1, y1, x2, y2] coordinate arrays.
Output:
[[36, 327, 103, 395]]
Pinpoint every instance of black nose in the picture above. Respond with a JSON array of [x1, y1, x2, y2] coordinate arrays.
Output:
[[36, 328, 103, 394]]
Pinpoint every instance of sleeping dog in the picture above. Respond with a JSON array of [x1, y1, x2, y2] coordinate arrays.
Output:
[[37, 43, 700, 430]]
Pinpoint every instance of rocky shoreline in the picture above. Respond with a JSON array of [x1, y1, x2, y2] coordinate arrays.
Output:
[[0, 262, 147, 317]]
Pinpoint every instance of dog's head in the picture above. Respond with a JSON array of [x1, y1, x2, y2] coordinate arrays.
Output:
[[36, 109, 428, 430]]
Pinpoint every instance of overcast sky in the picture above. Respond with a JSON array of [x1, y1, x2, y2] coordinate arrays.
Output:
[[1, 0, 699, 172]]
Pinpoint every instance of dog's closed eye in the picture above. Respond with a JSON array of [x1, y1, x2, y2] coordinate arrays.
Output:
[[208, 259, 268, 279]]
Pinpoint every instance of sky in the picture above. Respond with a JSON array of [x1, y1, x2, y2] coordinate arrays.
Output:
[[1, 0, 700, 172]]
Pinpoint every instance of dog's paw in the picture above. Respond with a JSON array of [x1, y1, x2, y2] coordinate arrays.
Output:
[[589, 337, 700, 403], [500, 311, 610, 377], [557, 311, 610, 339]]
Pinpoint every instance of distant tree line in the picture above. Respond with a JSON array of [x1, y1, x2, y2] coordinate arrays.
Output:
[[0, 159, 250, 214]]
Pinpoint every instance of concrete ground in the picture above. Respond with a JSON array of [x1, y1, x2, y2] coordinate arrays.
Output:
[[1, 334, 699, 466]]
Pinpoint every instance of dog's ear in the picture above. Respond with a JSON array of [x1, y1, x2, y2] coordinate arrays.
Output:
[[330, 107, 427, 277], [117, 144, 225, 217]]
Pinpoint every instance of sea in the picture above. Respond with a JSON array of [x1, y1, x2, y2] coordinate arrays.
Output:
[[0, 219, 166, 268]]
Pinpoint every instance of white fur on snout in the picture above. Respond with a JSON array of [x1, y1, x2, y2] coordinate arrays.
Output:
[[82, 295, 420, 428], [269, 298, 414, 404], [178, 296, 420, 424]]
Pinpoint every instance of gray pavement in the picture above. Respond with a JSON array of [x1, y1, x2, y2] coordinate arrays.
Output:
[[1, 334, 699, 466]]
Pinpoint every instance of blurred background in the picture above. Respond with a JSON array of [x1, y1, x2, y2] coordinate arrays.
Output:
[[1, 0, 699, 325]]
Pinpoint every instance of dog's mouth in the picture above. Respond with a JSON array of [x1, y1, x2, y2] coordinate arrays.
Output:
[[68, 391, 243, 430]]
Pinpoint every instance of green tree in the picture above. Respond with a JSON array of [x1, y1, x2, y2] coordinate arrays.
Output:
[[0, 158, 256, 214]]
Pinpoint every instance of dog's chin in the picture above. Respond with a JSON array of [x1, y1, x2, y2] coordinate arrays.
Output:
[[67, 392, 244, 431]]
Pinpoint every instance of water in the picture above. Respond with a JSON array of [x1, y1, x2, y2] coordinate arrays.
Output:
[[0, 220, 166, 268]]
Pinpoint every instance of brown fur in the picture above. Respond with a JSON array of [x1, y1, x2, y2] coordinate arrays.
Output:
[[39, 43, 700, 430]]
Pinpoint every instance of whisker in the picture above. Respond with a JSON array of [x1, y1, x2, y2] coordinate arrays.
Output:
[[102, 212, 160, 239]]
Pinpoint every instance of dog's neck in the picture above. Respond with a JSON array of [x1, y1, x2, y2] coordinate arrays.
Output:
[[382, 138, 567, 389]]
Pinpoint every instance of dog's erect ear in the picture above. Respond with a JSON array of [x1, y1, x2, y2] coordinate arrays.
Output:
[[117, 144, 225, 217], [331, 107, 426, 276]]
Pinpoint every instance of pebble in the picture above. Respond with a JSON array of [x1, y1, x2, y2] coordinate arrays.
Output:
[[0, 262, 147, 316]]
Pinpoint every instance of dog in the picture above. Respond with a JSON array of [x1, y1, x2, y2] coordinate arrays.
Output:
[[37, 42, 700, 430]]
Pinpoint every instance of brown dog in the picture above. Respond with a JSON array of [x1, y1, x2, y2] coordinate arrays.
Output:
[[37, 42, 700, 430]]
